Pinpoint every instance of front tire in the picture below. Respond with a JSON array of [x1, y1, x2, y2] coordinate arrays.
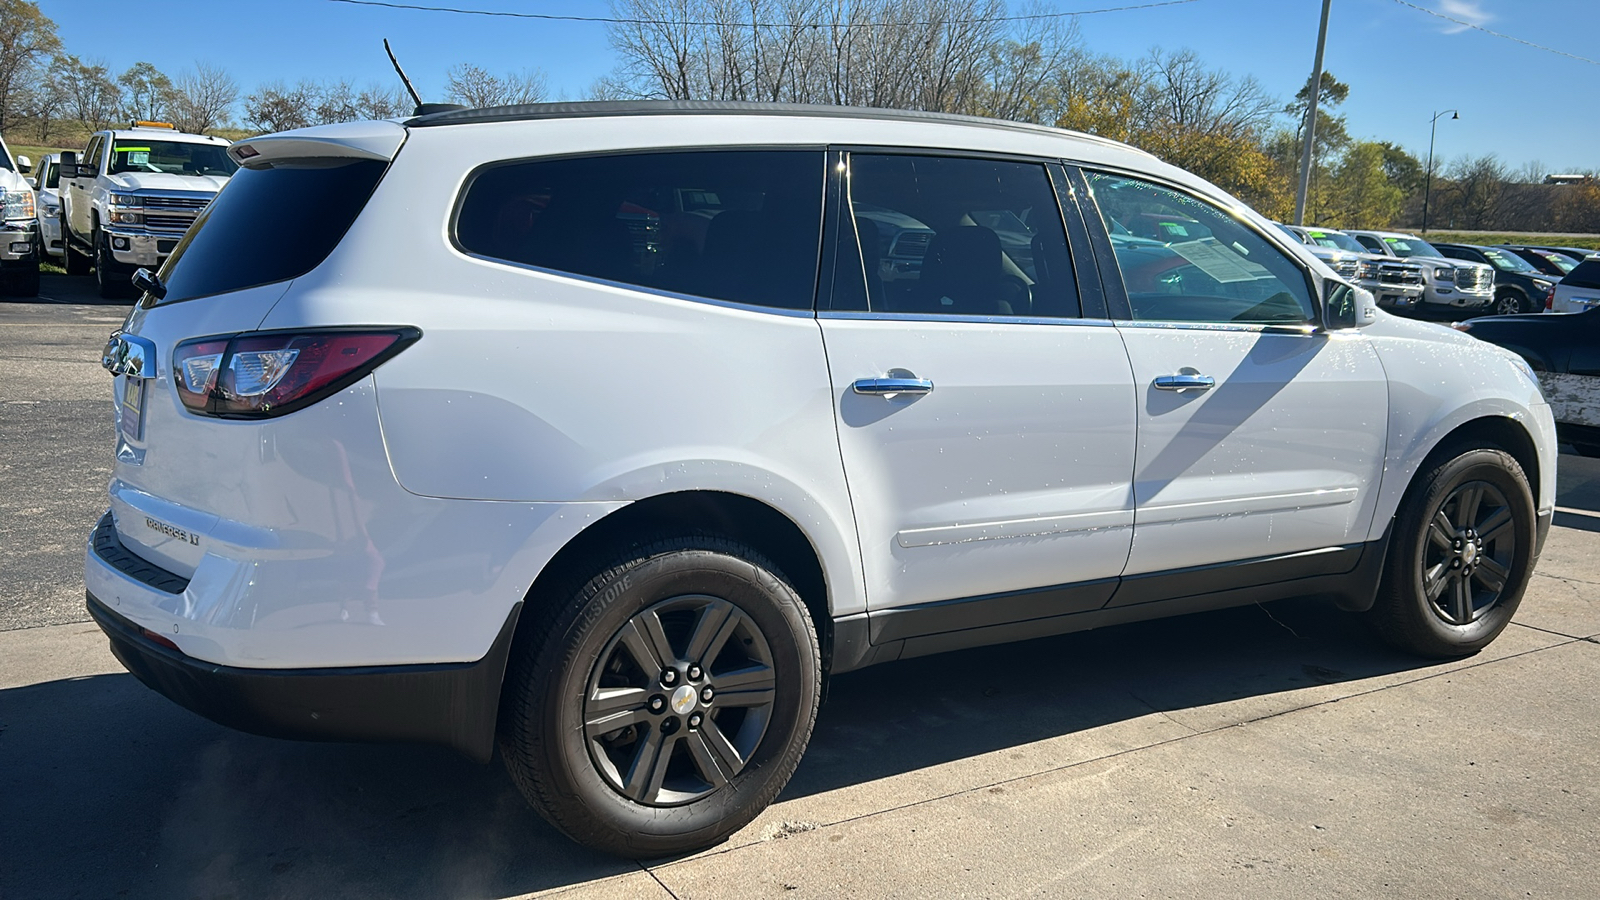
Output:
[[1368, 447, 1536, 658], [63, 219, 90, 276], [1494, 290, 1525, 316], [94, 229, 126, 299], [499, 534, 820, 858]]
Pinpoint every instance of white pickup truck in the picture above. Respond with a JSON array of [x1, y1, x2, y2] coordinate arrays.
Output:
[[0, 131, 40, 296], [59, 122, 235, 297], [1344, 229, 1496, 315]]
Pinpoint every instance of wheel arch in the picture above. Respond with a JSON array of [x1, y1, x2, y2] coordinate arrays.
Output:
[[517, 490, 839, 673], [1391, 414, 1544, 531]]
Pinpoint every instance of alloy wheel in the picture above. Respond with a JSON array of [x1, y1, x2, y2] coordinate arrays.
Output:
[[584, 594, 777, 806], [1421, 480, 1517, 626]]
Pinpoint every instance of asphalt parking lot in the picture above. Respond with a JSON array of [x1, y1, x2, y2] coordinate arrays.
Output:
[[4, 281, 1600, 899]]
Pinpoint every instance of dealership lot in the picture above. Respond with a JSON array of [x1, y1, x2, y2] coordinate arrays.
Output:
[[3, 286, 1600, 899]]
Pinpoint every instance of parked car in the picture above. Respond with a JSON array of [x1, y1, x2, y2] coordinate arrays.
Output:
[[1457, 306, 1600, 454], [1432, 242, 1557, 315], [0, 131, 40, 296], [87, 101, 1556, 858], [1527, 245, 1597, 264], [58, 121, 235, 298], [30, 152, 63, 261], [1278, 223, 1426, 311], [1550, 256, 1600, 313], [1343, 230, 1496, 314], [1497, 244, 1580, 278]]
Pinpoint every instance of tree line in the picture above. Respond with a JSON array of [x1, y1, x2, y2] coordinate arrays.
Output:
[[0, 0, 1589, 233]]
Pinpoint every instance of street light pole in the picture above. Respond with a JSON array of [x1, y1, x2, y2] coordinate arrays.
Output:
[[1421, 109, 1459, 234], [1293, 0, 1333, 226]]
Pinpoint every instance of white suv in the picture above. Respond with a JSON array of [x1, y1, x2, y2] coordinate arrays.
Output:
[[86, 103, 1557, 858]]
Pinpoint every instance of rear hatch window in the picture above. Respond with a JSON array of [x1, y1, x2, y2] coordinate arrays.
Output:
[[1563, 260, 1600, 290], [152, 158, 389, 305]]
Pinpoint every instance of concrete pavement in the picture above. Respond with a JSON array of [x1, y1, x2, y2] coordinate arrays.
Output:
[[3, 289, 1598, 898]]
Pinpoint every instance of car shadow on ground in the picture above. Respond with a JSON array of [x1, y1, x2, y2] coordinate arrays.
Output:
[[1, 597, 1428, 899], [1, 272, 134, 306]]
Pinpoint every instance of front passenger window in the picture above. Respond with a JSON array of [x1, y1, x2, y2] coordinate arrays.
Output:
[[1085, 172, 1314, 326]]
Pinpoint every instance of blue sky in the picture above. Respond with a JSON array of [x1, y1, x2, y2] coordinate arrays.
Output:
[[36, 0, 1598, 174]]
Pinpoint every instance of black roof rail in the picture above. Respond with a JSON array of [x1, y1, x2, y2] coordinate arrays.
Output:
[[402, 99, 1144, 155]]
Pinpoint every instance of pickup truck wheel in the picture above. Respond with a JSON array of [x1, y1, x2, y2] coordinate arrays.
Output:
[[1368, 447, 1535, 658], [1494, 290, 1525, 316], [94, 230, 128, 299], [62, 217, 90, 276], [499, 534, 820, 858]]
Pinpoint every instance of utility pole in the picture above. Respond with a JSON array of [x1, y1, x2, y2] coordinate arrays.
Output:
[[1293, 0, 1333, 226]]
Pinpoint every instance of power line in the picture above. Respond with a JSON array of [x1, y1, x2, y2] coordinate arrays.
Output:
[[327, 0, 1207, 28], [1390, 0, 1600, 66]]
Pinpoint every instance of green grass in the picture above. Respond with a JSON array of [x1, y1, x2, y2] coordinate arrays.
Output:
[[1423, 231, 1600, 251]]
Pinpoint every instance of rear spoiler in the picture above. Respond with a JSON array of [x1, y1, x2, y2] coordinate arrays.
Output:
[[229, 120, 406, 169]]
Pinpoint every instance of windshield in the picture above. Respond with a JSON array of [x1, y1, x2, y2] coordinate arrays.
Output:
[[108, 139, 238, 177], [1535, 250, 1578, 273], [1383, 236, 1445, 258], [1481, 248, 1537, 273], [1306, 229, 1366, 253]]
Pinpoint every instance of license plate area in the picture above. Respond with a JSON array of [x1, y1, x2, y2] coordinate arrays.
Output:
[[120, 376, 146, 442]]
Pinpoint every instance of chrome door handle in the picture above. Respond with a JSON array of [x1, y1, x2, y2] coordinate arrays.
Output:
[[853, 377, 934, 397], [1153, 373, 1215, 393]]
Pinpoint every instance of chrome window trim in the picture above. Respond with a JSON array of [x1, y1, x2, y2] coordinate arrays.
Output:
[[1111, 319, 1319, 336], [818, 309, 1113, 327], [456, 250, 819, 319]]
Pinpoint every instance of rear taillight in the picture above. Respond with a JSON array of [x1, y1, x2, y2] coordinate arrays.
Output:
[[173, 327, 420, 418]]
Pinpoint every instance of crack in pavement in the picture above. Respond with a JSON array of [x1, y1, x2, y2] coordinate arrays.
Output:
[[646, 632, 1591, 871]]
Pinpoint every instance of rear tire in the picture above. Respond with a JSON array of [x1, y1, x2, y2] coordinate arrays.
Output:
[[1367, 447, 1535, 658], [499, 534, 820, 858]]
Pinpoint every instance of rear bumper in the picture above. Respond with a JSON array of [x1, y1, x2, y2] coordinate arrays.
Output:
[[88, 590, 519, 762]]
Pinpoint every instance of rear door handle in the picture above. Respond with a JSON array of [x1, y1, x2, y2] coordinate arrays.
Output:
[[853, 377, 934, 397], [1153, 373, 1215, 393]]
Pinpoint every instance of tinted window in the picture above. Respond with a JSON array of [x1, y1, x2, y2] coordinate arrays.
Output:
[[1085, 172, 1314, 325], [457, 150, 824, 311], [1563, 260, 1600, 290], [155, 158, 388, 304], [832, 154, 1077, 317], [1353, 234, 1384, 253]]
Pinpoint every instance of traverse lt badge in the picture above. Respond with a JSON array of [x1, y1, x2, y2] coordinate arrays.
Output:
[[145, 516, 199, 545]]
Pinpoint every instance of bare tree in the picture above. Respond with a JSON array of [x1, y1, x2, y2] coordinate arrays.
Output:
[[356, 82, 410, 119], [0, 0, 61, 132], [1441, 154, 1509, 230], [170, 61, 239, 134], [118, 61, 173, 122], [51, 55, 121, 132], [445, 63, 547, 108], [244, 80, 313, 133]]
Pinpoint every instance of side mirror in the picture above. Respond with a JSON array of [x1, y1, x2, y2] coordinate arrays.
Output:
[[60, 151, 78, 179], [1323, 280, 1377, 330], [131, 268, 166, 300], [15, 155, 31, 174]]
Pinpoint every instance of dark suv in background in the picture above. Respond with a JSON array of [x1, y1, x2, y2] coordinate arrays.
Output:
[[1433, 243, 1557, 314]]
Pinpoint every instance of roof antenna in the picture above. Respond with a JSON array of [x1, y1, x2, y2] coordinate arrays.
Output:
[[384, 38, 465, 117]]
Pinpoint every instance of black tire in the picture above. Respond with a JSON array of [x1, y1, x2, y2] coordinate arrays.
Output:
[[1368, 446, 1536, 658], [0, 264, 41, 297], [94, 228, 127, 299], [62, 217, 90, 276], [1494, 290, 1525, 316], [499, 534, 821, 858]]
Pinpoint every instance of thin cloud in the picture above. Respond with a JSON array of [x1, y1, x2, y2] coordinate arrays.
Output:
[[1438, 0, 1492, 34]]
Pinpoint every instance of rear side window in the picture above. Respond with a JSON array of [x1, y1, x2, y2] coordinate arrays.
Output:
[[156, 158, 389, 305], [1564, 260, 1600, 290], [456, 150, 825, 311]]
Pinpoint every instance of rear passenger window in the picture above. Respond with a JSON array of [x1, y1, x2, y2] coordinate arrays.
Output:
[[456, 150, 825, 311], [1564, 259, 1600, 290], [1085, 172, 1315, 325], [832, 154, 1078, 317]]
